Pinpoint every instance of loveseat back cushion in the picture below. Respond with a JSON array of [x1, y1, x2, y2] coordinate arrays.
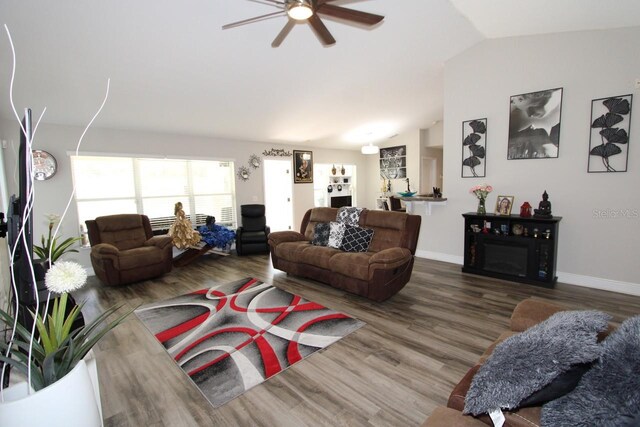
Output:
[[94, 214, 149, 251], [363, 210, 409, 252], [304, 208, 339, 240]]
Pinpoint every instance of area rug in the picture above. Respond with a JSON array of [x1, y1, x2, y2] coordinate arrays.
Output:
[[135, 277, 365, 408]]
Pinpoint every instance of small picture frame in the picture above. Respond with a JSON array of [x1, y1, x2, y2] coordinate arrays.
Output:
[[495, 195, 514, 216], [293, 150, 313, 183]]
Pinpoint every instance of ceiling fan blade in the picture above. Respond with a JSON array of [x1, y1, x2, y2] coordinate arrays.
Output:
[[272, 20, 296, 47], [222, 10, 286, 30], [247, 0, 285, 7], [307, 15, 336, 46], [316, 4, 384, 26]]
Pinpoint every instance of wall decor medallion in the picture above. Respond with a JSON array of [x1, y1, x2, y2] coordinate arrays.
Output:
[[248, 154, 261, 169], [508, 88, 563, 159], [237, 165, 251, 181], [379, 145, 406, 179], [588, 94, 632, 173], [32, 149, 58, 180], [262, 148, 292, 157], [293, 150, 313, 183], [461, 118, 487, 178]]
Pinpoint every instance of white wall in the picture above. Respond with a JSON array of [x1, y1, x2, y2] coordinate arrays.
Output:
[[0, 120, 370, 268], [422, 26, 640, 294]]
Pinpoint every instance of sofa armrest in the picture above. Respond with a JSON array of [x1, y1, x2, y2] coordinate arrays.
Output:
[[92, 243, 119, 256], [268, 231, 306, 246], [510, 298, 568, 332], [368, 247, 411, 265], [145, 235, 173, 250], [422, 406, 487, 427]]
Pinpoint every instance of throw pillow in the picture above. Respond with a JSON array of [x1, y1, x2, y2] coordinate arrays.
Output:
[[337, 207, 364, 226], [541, 315, 640, 427], [311, 222, 330, 246], [463, 310, 611, 416], [340, 225, 374, 253], [327, 221, 346, 249]]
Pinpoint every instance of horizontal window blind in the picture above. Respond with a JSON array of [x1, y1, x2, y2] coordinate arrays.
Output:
[[71, 155, 237, 230]]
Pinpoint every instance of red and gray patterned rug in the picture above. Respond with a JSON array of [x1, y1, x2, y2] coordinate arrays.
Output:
[[135, 277, 365, 408]]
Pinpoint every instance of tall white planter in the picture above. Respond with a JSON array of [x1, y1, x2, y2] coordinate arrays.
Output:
[[0, 358, 102, 427]]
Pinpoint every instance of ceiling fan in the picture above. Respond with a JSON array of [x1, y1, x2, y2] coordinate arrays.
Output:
[[222, 0, 384, 47]]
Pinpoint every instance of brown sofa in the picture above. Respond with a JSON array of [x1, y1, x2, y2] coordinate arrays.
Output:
[[86, 214, 174, 286], [423, 298, 601, 427], [268, 207, 421, 302]]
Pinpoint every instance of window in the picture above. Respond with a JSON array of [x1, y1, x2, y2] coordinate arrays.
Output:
[[71, 155, 237, 230]]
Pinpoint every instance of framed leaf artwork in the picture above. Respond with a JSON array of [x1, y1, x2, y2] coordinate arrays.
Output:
[[588, 94, 632, 173], [462, 118, 487, 178]]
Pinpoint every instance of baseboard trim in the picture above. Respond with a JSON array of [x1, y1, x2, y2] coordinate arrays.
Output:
[[557, 272, 640, 297], [414, 251, 640, 297], [415, 250, 463, 265]]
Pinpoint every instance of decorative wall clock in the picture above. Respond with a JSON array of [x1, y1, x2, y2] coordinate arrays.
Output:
[[32, 150, 57, 180]]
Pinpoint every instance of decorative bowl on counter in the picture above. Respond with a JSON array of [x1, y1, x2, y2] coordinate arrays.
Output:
[[397, 191, 416, 197]]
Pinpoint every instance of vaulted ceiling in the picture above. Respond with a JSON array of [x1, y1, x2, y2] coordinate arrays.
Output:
[[1, 1, 639, 150]]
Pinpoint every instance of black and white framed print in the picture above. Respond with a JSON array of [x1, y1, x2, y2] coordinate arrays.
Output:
[[508, 88, 563, 159], [588, 94, 632, 173], [380, 145, 406, 179], [293, 150, 313, 183], [462, 118, 487, 177]]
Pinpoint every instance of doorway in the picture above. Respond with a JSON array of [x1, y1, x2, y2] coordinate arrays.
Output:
[[264, 159, 293, 232], [421, 157, 438, 194]]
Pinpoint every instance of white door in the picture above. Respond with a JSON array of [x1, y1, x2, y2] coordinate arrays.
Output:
[[264, 159, 293, 232]]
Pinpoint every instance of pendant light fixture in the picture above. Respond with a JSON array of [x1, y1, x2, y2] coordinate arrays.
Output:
[[361, 142, 379, 155]]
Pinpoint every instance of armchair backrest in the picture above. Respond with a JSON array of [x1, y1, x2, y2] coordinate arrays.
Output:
[[240, 204, 267, 231], [86, 214, 153, 251]]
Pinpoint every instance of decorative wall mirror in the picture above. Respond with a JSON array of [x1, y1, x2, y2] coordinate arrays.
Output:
[[237, 165, 251, 181], [249, 154, 261, 169]]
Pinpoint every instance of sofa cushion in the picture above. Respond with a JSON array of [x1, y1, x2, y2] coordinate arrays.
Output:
[[328, 221, 346, 249], [363, 210, 408, 252], [337, 206, 364, 226], [311, 222, 330, 246], [274, 241, 310, 263], [330, 252, 373, 281], [541, 315, 640, 427], [340, 225, 374, 253], [119, 246, 165, 270], [304, 207, 339, 240], [299, 245, 342, 270], [464, 310, 611, 416]]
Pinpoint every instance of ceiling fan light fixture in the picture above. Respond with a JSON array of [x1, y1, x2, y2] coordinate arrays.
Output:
[[287, 0, 313, 21], [361, 143, 379, 155]]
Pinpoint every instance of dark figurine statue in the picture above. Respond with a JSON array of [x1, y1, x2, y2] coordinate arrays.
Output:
[[534, 190, 553, 218], [432, 187, 442, 198]]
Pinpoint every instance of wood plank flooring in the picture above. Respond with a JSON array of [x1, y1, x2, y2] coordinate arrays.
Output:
[[74, 254, 640, 426]]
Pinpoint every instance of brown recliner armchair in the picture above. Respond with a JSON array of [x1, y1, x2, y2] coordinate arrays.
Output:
[[85, 214, 173, 286]]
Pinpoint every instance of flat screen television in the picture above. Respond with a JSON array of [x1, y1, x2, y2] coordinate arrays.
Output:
[[6, 108, 46, 306]]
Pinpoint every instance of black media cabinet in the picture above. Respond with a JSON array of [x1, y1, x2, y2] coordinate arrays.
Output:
[[462, 213, 562, 288]]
